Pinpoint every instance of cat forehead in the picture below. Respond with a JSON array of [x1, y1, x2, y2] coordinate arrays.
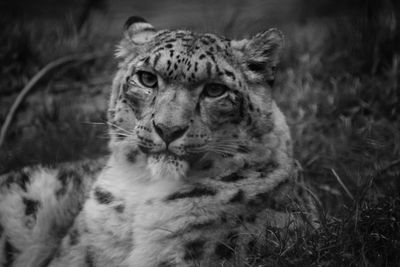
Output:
[[151, 30, 230, 49], [131, 30, 242, 85]]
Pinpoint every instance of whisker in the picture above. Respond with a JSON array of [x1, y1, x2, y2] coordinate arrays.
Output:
[[215, 142, 244, 149], [106, 122, 132, 134], [129, 140, 141, 146], [134, 143, 153, 148], [109, 131, 130, 135], [216, 145, 240, 151], [210, 137, 244, 143], [208, 149, 235, 155], [83, 121, 108, 126], [213, 148, 238, 155], [209, 144, 238, 152]]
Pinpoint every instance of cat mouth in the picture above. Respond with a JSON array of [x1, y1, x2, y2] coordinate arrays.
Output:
[[157, 151, 182, 161], [143, 148, 205, 166]]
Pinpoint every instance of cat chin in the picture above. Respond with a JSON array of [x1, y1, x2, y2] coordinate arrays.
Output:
[[147, 154, 189, 181]]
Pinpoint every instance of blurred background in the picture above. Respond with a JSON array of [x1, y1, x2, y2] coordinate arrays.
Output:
[[0, 0, 399, 264]]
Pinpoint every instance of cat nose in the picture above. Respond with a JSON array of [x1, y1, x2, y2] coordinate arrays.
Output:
[[153, 121, 188, 145]]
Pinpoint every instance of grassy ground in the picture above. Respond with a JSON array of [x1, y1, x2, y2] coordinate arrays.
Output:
[[266, 18, 400, 265], [0, 17, 113, 172], [0, 5, 399, 266]]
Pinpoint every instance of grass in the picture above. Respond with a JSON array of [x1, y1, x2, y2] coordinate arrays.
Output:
[[269, 13, 400, 265], [251, 197, 400, 266], [0, 4, 399, 266], [0, 16, 113, 173], [277, 19, 400, 212]]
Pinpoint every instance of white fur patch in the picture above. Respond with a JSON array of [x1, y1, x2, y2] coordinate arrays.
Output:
[[125, 22, 155, 44], [147, 155, 189, 181]]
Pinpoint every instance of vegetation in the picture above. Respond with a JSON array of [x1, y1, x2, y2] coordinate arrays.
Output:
[[272, 11, 400, 266], [0, 1, 399, 265], [0, 17, 112, 172]]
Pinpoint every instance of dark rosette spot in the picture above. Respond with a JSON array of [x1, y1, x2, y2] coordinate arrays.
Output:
[[69, 228, 80, 246], [94, 187, 114, 204], [220, 173, 245, 182], [183, 239, 206, 260], [22, 197, 40, 217], [166, 187, 216, 201]]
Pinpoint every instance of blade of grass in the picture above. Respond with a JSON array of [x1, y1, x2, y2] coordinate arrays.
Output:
[[331, 168, 354, 200], [0, 52, 104, 148]]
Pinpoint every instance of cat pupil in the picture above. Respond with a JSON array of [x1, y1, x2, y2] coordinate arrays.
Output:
[[140, 71, 157, 87]]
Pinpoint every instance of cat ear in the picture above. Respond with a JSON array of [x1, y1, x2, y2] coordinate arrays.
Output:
[[116, 16, 156, 58], [232, 29, 284, 85], [123, 16, 156, 44]]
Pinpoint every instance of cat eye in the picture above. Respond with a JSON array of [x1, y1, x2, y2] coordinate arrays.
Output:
[[203, 83, 229, 98], [137, 71, 158, 88]]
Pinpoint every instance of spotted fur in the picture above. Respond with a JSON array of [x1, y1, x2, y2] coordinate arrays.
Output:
[[0, 159, 104, 267], [0, 16, 315, 267]]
